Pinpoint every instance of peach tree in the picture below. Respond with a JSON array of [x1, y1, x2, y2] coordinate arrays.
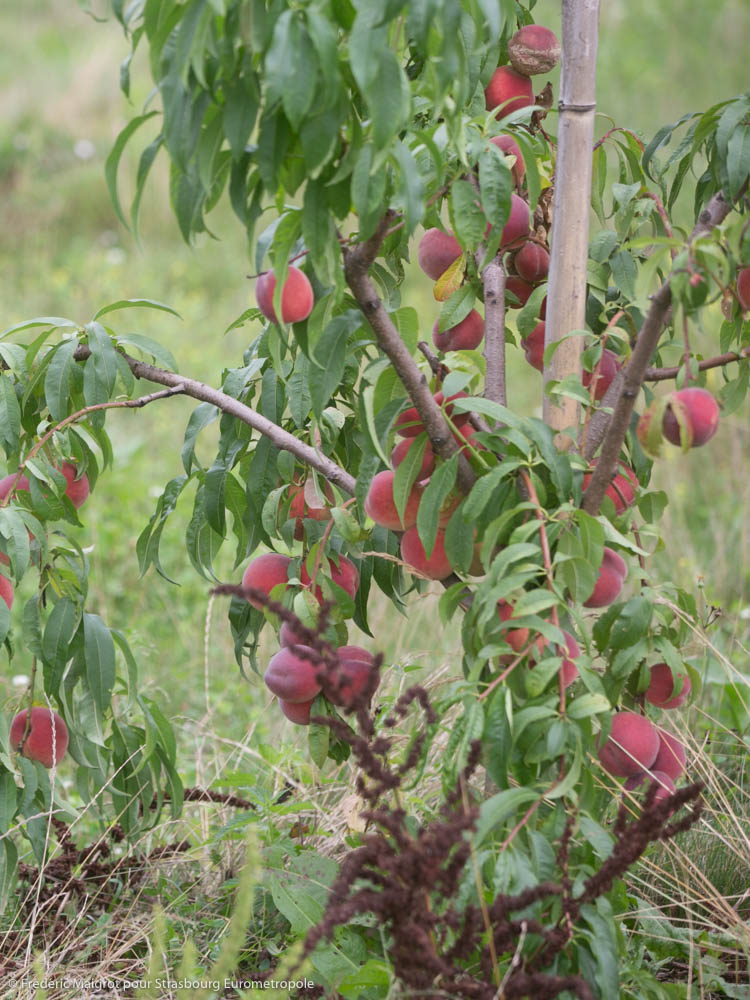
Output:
[[2, 0, 749, 994]]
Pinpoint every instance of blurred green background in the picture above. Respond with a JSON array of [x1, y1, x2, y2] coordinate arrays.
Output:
[[0, 0, 749, 766]]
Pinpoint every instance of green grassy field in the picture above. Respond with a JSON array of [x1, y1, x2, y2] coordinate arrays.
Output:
[[1, 2, 749, 995]]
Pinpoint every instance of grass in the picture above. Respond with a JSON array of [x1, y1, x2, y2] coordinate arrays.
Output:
[[1, 2, 749, 998]]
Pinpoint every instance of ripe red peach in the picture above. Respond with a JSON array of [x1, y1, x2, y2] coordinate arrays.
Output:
[[736, 267, 750, 310], [400, 527, 453, 580], [329, 646, 377, 708], [514, 242, 549, 283], [364, 470, 423, 531], [265, 646, 321, 703], [582, 350, 622, 401], [453, 423, 486, 455], [279, 698, 314, 725], [288, 481, 334, 523], [301, 554, 359, 603], [60, 462, 90, 509], [582, 460, 638, 514], [507, 25, 561, 76], [242, 552, 292, 610], [598, 712, 660, 777], [505, 276, 535, 308], [394, 391, 471, 437], [391, 437, 436, 480], [279, 619, 310, 648], [484, 66, 534, 115], [0, 472, 30, 501], [10, 706, 69, 768], [256, 266, 314, 324], [499, 194, 531, 249], [417, 229, 462, 280], [490, 134, 525, 186], [662, 387, 720, 448], [432, 309, 484, 352], [497, 600, 530, 653], [646, 663, 691, 710], [0, 575, 13, 610], [584, 547, 627, 609], [522, 321, 545, 372], [624, 769, 676, 803], [652, 729, 687, 780]]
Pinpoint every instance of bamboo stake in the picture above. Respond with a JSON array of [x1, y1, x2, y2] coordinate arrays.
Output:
[[542, 0, 600, 443]]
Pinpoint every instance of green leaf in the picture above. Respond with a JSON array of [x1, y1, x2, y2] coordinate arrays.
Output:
[[450, 179, 485, 250], [265, 12, 317, 131], [42, 599, 79, 695], [610, 249, 637, 301], [478, 145, 512, 224], [44, 339, 79, 422], [105, 111, 159, 229], [0, 838, 18, 917], [568, 693, 611, 720], [475, 787, 539, 846], [93, 298, 181, 321], [83, 323, 119, 426], [417, 457, 458, 558], [608, 596, 653, 652], [0, 376, 20, 455], [392, 435, 427, 527], [369, 48, 410, 149], [727, 123, 750, 200], [309, 312, 360, 417], [116, 333, 178, 372], [438, 284, 476, 334], [222, 68, 259, 159], [0, 771, 17, 834], [83, 613, 116, 716]]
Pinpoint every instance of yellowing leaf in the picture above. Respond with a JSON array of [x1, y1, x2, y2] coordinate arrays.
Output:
[[433, 255, 466, 301]]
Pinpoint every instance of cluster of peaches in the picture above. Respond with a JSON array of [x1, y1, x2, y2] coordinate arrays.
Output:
[[3, 461, 90, 770], [241, 551, 375, 726]]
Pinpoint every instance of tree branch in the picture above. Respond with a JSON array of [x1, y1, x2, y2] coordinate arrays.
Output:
[[646, 346, 750, 381], [343, 215, 476, 494], [581, 187, 739, 513], [72, 347, 357, 495], [481, 255, 507, 407]]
